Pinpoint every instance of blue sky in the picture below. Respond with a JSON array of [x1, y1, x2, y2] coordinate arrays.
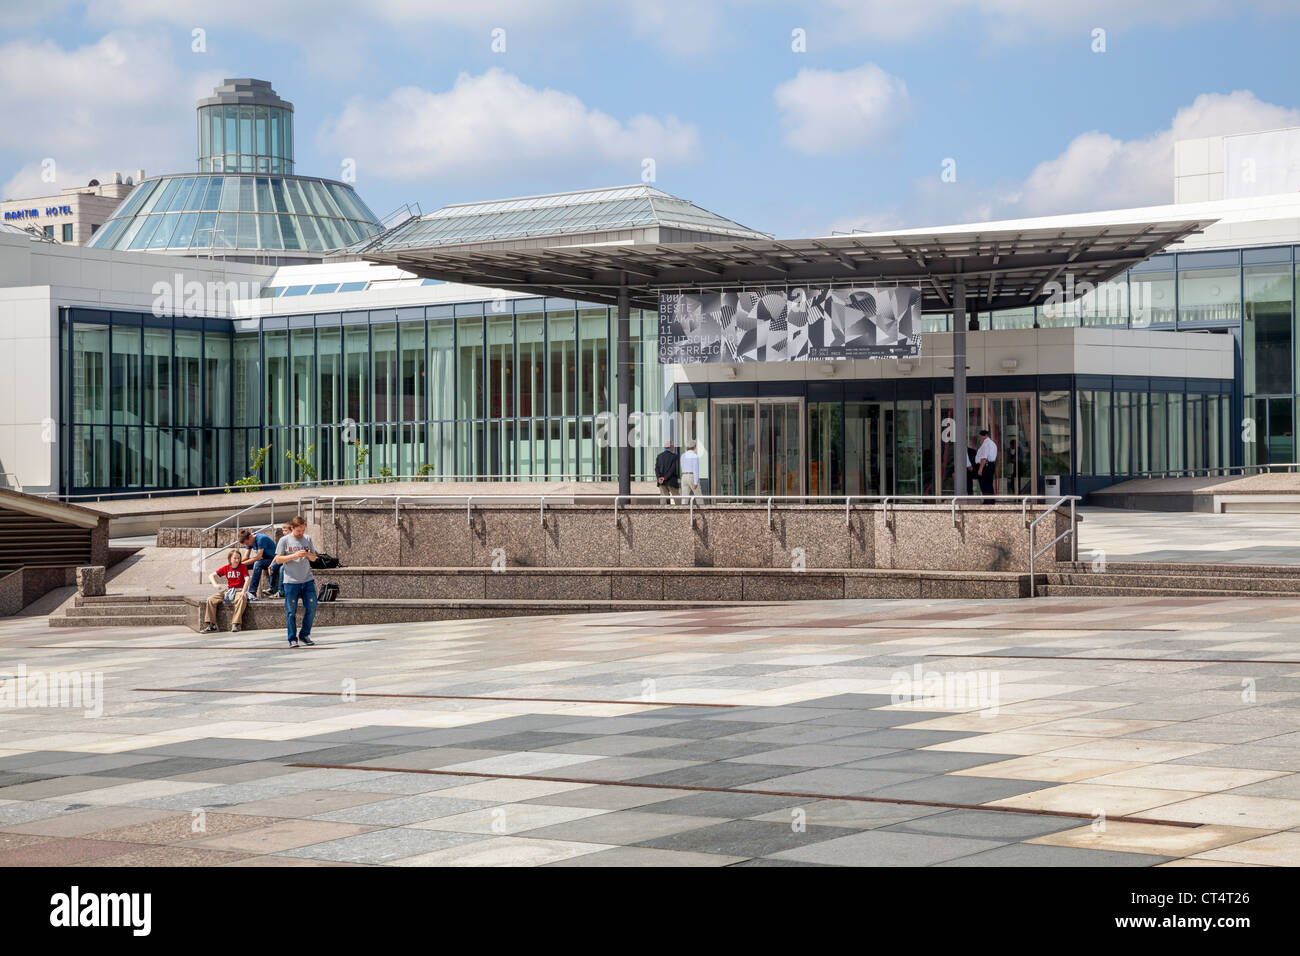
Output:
[[4, 1, 1300, 237]]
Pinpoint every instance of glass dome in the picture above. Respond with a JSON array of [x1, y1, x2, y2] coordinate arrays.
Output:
[[197, 79, 295, 174], [86, 172, 383, 255]]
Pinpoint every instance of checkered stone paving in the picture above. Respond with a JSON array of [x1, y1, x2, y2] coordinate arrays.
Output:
[[3, 595, 1300, 866]]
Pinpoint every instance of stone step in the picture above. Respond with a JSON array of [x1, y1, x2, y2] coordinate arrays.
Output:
[[1059, 561, 1300, 577], [1037, 584, 1297, 598], [1045, 572, 1300, 593], [63, 604, 191, 618], [75, 594, 191, 606], [48, 613, 196, 628]]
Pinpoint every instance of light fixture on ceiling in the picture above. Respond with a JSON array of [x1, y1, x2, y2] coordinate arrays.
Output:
[[1001, 358, 1019, 371]]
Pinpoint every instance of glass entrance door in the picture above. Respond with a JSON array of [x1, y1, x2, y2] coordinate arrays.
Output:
[[712, 398, 804, 497], [845, 401, 892, 495], [935, 393, 1037, 495]]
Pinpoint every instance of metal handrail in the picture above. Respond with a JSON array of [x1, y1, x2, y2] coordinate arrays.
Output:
[[44, 472, 660, 503], [1027, 496, 1082, 598], [194, 497, 277, 584], [1114, 462, 1300, 481]]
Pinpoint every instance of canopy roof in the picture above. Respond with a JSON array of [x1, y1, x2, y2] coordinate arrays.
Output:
[[363, 212, 1215, 311]]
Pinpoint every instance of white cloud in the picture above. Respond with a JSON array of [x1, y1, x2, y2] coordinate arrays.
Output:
[[774, 64, 909, 155], [0, 31, 221, 199], [819, 0, 1293, 44], [830, 90, 1300, 234], [317, 68, 700, 185]]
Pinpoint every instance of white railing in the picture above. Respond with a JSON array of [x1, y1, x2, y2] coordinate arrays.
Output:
[[1028, 496, 1081, 598], [46, 473, 658, 504], [195, 497, 276, 583], [1116, 462, 1300, 481]]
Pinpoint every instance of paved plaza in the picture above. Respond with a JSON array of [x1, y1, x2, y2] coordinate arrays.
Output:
[[2, 595, 1300, 867]]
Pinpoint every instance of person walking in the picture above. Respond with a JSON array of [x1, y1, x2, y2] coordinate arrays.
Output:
[[274, 515, 318, 648], [680, 440, 702, 504], [974, 429, 998, 504], [202, 548, 252, 633], [654, 441, 681, 504], [238, 527, 279, 599]]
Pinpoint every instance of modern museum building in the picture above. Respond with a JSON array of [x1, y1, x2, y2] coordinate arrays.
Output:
[[2, 79, 1298, 501]]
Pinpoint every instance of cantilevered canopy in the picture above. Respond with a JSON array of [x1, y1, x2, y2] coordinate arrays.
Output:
[[362, 214, 1216, 311]]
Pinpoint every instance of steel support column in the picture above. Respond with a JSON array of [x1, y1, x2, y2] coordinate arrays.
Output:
[[616, 276, 631, 496], [953, 277, 967, 496]]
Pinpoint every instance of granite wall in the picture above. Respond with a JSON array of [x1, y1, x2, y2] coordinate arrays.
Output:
[[309, 503, 1075, 572]]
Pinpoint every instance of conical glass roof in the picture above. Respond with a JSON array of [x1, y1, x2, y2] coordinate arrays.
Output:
[[86, 172, 382, 255]]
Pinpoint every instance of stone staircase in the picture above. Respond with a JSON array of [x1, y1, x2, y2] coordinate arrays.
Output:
[[49, 594, 193, 628], [1039, 561, 1300, 598]]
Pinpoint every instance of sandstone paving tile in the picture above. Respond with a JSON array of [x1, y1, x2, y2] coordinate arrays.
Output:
[[0, 837, 152, 866], [1189, 831, 1300, 866], [392, 836, 610, 867], [1168, 745, 1300, 773], [768, 829, 1005, 867], [42, 778, 220, 808], [924, 732, 1106, 756], [935, 843, 1169, 867], [1220, 773, 1300, 799], [1041, 739, 1224, 763], [1, 805, 178, 838], [189, 819, 379, 854], [89, 811, 284, 845], [436, 751, 605, 777], [75, 844, 258, 867], [1082, 764, 1288, 792], [950, 755, 1151, 783], [542, 845, 744, 866], [1029, 821, 1272, 857], [1018, 717, 1174, 737], [1142, 793, 1300, 829], [1156, 858, 1263, 867], [987, 783, 1206, 817]]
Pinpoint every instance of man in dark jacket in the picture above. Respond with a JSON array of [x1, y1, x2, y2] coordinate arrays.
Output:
[[655, 442, 681, 504]]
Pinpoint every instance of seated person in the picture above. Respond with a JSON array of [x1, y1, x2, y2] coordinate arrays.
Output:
[[202, 548, 251, 633], [238, 527, 281, 598]]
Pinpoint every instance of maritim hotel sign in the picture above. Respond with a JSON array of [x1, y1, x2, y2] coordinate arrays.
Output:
[[658, 287, 922, 364]]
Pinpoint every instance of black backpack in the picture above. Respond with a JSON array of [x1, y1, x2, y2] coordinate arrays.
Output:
[[318, 582, 340, 602], [310, 553, 341, 570]]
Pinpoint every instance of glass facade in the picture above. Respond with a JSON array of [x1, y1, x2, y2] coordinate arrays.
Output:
[[61, 300, 664, 493], [198, 102, 293, 174]]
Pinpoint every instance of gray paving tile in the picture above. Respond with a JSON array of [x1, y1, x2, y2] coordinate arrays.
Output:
[[935, 843, 1170, 867], [628, 763, 807, 789], [863, 775, 1056, 805], [523, 810, 728, 845], [310, 795, 498, 825], [820, 728, 976, 748], [770, 829, 1006, 866], [883, 809, 1084, 841], [810, 709, 953, 728], [644, 719, 773, 740], [634, 739, 775, 761], [747, 767, 929, 796], [727, 744, 890, 768], [635, 819, 842, 857], [85, 757, 249, 780], [279, 827, 488, 863], [844, 750, 1009, 774], [639, 792, 808, 819]]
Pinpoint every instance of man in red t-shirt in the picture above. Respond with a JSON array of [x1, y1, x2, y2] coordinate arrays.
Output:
[[202, 548, 252, 633]]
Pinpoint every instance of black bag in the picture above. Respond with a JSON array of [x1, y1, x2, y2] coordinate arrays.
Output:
[[311, 553, 341, 570], [318, 582, 340, 603]]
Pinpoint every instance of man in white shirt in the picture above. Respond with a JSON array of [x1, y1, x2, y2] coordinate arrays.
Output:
[[974, 429, 998, 504], [680, 440, 702, 504]]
